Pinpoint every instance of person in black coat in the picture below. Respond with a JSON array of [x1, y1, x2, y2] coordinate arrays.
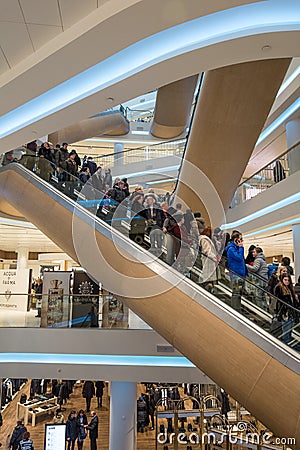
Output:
[[95, 381, 105, 408], [82, 381, 95, 413], [76, 410, 88, 450], [85, 411, 98, 450], [66, 411, 77, 450], [9, 421, 27, 450]]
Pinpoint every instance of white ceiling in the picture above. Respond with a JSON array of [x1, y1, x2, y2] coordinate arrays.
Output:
[[0, 0, 299, 258], [0, 219, 61, 252], [0, 0, 104, 74]]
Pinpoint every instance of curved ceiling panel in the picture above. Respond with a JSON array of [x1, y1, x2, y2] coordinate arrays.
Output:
[[0, 1, 299, 149], [48, 111, 129, 144], [151, 75, 198, 139]]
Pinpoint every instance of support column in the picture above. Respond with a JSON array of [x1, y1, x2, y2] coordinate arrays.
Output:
[[286, 117, 300, 175], [109, 382, 137, 450], [17, 247, 29, 269], [292, 224, 300, 281], [114, 142, 124, 166]]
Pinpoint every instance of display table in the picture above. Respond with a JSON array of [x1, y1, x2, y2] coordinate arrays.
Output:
[[16, 396, 58, 426]]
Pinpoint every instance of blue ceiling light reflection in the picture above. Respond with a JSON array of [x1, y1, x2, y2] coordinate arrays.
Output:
[[276, 65, 300, 96], [244, 217, 300, 237], [256, 98, 300, 145], [223, 192, 300, 229], [0, 353, 195, 367], [0, 0, 299, 139]]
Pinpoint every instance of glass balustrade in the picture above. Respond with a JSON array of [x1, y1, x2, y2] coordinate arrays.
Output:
[[1, 153, 299, 357], [91, 138, 186, 169], [231, 140, 300, 207]]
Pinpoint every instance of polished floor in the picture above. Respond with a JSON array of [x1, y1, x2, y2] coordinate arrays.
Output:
[[0, 381, 156, 450]]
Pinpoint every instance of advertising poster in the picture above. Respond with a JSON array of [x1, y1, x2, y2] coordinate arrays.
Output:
[[0, 269, 31, 312], [44, 424, 66, 450], [72, 271, 99, 328], [102, 289, 128, 328], [41, 272, 71, 328]]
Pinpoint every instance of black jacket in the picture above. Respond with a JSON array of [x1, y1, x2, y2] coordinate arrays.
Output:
[[82, 381, 95, 399], [66, 416, 77, 440], [274, 284, 298, 320], [95, 381, 105, 397], [10, 424, 27, 450], [109, 186, 126, 204], [87, 415, 98, 439], [144, 206, 164, 229], [55, 148, 69, 167]]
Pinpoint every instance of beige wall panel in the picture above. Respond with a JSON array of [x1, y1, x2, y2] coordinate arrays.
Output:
[[176, 59, 291, 221], [151, 75, 198, 138]]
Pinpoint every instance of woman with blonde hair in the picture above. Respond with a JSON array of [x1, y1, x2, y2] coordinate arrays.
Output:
[[267, 265, 288, 295]]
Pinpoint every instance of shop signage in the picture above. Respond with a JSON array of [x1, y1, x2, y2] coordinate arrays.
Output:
[[0, 269, 31, 311]]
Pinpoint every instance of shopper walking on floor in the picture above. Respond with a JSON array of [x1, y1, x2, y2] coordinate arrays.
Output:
[[77, 409, 88, 450], [85, 411, 99, 450], [82, 380, 95, 413], [95, 381, 105, 408], [17, 431, 34, 450], [9, 421, 27, 450], [66, 411, 77, 450]]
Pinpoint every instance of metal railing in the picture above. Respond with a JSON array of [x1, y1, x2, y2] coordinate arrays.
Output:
[[0, 292, 147, 330], [231, 140, 300, 207], [92, 138, 186, 169]]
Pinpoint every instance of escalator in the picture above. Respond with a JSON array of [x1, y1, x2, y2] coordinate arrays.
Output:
[[0, 157, 299, 442]]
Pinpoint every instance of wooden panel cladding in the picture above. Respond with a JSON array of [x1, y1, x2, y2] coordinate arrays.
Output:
[[151, 75, 198, 138], [176, 58, 291, 221], [48, 112, 129, 145]]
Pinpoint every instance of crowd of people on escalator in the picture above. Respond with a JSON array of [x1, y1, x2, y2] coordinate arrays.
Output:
[[3, 141, 300, 346]]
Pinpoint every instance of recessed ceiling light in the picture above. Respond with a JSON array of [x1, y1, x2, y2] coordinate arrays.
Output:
[[261, 45, 272, 51], [106, 97, 114, 102]]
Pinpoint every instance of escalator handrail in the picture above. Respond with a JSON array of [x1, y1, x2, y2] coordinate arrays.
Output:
[[9, 156, 300, 331]]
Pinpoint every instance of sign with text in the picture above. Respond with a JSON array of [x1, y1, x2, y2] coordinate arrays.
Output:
[[44, 423, 66, 450], [0, 269, 31, 311]]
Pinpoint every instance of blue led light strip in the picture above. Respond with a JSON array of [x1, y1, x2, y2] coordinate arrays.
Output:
[[223, 192, 300, 229], [256, 98, 300, 145], [0, 352, 195, 367], [244, 217, 300, 238], [0, 0, 299, 139]]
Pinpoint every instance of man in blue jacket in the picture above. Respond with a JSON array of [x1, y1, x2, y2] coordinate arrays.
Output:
[[226, 231, 247, 311]]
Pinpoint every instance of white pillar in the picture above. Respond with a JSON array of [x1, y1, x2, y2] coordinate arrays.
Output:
[[286, 117, 300, 175], [17, 247, 29, 269], [109, 382, 137, 450], [292, 224, 300, 281], [114, 142, 124, 165]]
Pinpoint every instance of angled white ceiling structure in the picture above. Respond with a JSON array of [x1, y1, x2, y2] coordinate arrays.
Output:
[[0, 0, 299, 256], [0, 0, 300, 150]]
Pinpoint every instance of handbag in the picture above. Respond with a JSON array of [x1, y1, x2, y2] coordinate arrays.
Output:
[[79, 430, 87, 440]]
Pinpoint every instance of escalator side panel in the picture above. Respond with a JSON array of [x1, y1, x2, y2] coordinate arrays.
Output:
[[0, 164, 299, 442]]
